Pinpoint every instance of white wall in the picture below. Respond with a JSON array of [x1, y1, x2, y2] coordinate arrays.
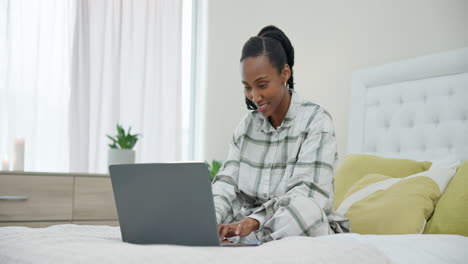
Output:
[[195, 0, 468, 163]]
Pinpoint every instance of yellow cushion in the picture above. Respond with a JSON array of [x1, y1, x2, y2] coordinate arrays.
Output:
[[424, 161, 468, 236], [337, 168, 455, 234], [334, 154, 432, 209]]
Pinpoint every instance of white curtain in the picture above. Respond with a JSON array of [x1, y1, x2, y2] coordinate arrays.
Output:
[[70, 0, 183, 173], [0, 0, 75, 172], [1, 0, 183, 173]]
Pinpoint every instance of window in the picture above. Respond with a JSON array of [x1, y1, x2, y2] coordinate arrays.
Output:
[[1, 0, 195, 172]]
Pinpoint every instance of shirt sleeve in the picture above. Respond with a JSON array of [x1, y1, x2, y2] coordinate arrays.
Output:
[[247, 211, 266, 229], [211, 133, 242, 224], [283, 110, 337, 210]]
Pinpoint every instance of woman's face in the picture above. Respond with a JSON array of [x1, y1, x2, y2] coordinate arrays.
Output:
[[241, 55, 290, 118]]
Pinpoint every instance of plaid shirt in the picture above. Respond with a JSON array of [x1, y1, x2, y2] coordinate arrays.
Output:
[[212, 91, 349, 242]]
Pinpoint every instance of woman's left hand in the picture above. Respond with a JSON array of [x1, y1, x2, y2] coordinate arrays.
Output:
[[218, 217, 260, 241]]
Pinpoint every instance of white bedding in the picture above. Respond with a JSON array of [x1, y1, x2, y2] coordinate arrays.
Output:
[[0, 224, 467, 264]]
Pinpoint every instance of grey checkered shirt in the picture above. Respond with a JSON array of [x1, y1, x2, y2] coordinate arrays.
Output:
[[212, 91, 349, 242]]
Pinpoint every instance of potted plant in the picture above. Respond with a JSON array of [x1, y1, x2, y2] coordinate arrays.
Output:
[[207, 160, 223, 181], [107, 124, 141, 166]]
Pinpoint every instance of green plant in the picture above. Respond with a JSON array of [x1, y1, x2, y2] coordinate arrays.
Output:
[[106, 124, 141, 149], [208, 160, 223, 181]]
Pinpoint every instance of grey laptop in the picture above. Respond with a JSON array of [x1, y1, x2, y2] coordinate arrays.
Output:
[[109, 162, 258, 247]]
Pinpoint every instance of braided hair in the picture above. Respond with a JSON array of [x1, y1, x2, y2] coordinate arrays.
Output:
[[240, 25, 295, 110]]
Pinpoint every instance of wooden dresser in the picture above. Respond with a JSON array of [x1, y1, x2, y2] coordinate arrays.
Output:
[[0, 171, 119, 227]]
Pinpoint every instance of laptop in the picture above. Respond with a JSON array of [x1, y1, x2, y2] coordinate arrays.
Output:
[[109, 162, 258, 246]]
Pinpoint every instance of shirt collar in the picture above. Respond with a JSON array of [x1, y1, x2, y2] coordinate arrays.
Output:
[[258, 90, 302, 133]]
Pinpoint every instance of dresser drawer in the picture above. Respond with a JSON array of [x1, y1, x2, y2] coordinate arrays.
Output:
[[0, 175, 73, 221], [73, 176, 118, 220]]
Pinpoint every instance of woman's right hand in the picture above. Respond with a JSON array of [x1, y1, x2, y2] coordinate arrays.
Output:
[[218, 217, 260, 242]]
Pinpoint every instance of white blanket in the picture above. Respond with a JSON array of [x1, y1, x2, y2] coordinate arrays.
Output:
[[0, 224, 467, 264]]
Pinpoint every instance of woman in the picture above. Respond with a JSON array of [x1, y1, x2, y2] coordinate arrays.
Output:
[[212, 25, 349, 244]]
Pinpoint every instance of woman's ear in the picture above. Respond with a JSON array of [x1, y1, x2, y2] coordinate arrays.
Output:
[[282, 64, 291, 84]]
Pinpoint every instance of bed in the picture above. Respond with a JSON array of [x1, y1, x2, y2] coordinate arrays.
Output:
[[1, 47, 468, 264]]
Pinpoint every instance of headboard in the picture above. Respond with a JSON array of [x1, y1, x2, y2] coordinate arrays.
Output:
[[347, 47, 468, 162]]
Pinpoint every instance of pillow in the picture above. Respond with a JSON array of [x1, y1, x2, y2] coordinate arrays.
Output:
[[424, 161, 468, 236], [429, 157, 461, 169], [336, 167, 456, 234], [334, 154, 432, 209]]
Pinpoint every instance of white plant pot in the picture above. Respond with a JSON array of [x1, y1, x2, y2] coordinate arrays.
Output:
[[108, 149, 136, 166]]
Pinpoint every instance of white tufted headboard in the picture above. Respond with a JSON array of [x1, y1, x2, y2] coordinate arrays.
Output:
[[347, 47, 468, 162]]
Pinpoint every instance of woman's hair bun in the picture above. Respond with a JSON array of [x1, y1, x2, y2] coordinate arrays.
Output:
[[257, 25, 294, 72]]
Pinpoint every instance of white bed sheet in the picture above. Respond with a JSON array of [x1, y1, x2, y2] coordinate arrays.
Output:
[[320, 233, 468, 264], [0, 224, 467, 264]]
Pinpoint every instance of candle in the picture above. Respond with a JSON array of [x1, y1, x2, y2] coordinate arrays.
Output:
[[12, 137, 25, 171], [1, 158, 9, 171]]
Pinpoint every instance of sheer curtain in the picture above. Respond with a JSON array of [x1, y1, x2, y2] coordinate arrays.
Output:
[[70, 0, 183, 173], [0, 0, 75, 172], [1, 0, 183, 173]]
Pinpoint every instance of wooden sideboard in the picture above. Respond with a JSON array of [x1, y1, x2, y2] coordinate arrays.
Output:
[[0, 171, 119, 227]]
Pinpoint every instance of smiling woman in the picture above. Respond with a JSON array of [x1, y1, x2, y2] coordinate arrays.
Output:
[[241, 55, 291, 128], [212, 25, 350, 244]]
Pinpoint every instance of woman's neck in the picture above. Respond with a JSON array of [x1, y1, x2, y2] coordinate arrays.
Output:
[[269, 90, 292, 129]]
